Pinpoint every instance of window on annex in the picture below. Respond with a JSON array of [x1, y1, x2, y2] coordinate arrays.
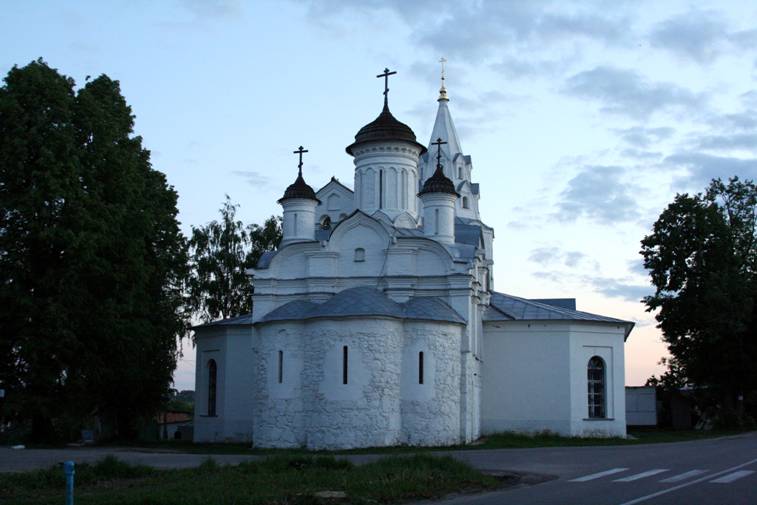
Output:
[[320, 215, 331, 230], [587, 356, 606, 418], [354, 248, 365, 262], [462, 196, 469, 209], [207, 359, 217, 416]]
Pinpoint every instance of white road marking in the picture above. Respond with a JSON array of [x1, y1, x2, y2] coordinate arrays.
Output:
[[659, 469, 708, 483], [569, 467, 629, 482], [709, 470, 755, 484], [614, 469, 669, 482], [618, 457, 757, 505]]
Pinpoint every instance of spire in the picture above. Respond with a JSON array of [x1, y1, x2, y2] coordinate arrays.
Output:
[[438, 57, 449, 102], [428, 97, 462, 162]]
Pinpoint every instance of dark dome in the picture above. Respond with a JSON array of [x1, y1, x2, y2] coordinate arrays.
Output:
[[419, 166, 458, 197], [278, 172, 319, 203], [346, 104, 428, 156]]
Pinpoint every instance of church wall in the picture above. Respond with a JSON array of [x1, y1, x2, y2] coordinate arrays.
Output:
[[480, 322, 573, 435], [568, 325, 627, 437], [253, 322, 307, 448], [193, 326, 254, 443], [400, 322, 463, 446]]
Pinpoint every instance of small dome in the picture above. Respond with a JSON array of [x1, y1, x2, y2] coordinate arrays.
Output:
[[278, 172, 319, 203], [419, 166, 458, 196], [346, 104, 428, 156]]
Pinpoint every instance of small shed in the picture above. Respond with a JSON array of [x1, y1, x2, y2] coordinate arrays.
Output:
[[625, 386, 657, 426]]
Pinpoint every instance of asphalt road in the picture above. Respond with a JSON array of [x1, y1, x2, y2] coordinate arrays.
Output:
[[1, 432, 755, 504], [431, 432, 757, 505]]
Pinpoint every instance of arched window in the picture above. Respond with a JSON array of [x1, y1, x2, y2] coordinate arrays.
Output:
[[354, 248, 365, 262], [457, 166, 462, 179], [207, 359, 217, 416], [462, 196, 469, 209], [434, 208, 439, 235], [587, 356, 606, 418], [320, 215, 331, 230]]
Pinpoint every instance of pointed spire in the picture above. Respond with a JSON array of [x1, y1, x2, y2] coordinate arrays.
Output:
[[438, 57, 449, 102]]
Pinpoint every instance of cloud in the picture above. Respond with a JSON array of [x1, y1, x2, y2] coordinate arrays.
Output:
[[586, 276, 651, 302], [616, 126, 674, 148], [529, 247, 595, 269], [649, 11, 757, 63], [179, 0, 242, 18], [564, 66, 704, 119], [694, 132, 757, 152], [665, 152, 757, 188], [231, 170, 269, 186], [620, 148, 662, 161], [556, 165, 640, 223]]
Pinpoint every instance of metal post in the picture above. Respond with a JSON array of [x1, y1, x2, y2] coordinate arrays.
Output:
[[64, 460, 75, 505]]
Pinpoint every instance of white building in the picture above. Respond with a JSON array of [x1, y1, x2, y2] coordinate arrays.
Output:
[[193, 72, 634, 448]]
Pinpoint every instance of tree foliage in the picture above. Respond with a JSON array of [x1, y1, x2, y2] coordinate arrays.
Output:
[[641, 177, 757, 414], [0, 59, 187, 441], [187, 197, 281, 323]]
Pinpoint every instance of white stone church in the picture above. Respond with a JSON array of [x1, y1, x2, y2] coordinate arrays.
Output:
[[193, 70, 634, 449]]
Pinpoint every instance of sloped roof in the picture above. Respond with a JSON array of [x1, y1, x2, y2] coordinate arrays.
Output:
[[259, 286, 465, 324], [346, 103, 427, 156], [485, 291, 634, 338], [193, 312, 253, 330]]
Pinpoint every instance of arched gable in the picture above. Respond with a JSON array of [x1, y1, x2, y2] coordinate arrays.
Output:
[[326, 211, 392, 277], [393, 211, 417, 229], [327, 211, 391, 252]]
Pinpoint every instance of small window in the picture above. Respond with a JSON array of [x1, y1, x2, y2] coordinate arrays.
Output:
[[320, 215, 331, 230], [277, 350, 283, 384], [207, 359, 217, 416], [293, 213, 298, 236], [462, 196, 469, 209], [587, 356, 606, 418], [418, 351, 424, 385], [457, 166, 462, 179], [354, 248, 365, 262], [434, 209, 439, 235], [342, 346, 349, 384]]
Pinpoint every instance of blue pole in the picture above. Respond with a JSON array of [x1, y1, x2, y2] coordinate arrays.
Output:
[[64, 460, 75, 505]]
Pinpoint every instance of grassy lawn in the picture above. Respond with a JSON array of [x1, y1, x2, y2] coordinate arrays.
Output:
[[114, 429, 751, 455], [0, 454, 501, 505]]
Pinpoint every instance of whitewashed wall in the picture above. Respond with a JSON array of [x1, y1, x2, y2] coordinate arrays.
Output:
[[481, 321, 627, 437]]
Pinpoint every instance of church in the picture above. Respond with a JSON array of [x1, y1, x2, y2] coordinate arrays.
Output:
[[192, 68, 634, 449]]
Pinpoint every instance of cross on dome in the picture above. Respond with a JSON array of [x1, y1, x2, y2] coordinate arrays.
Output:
[[432, 137, 448, 170], [376, 67, 397, 107], [293, 145, 308, 176], [438, 58, 449, 101]]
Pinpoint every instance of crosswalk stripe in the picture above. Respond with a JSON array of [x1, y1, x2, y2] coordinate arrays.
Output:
[[709, 470, 755, 484], [614, 469, 669, 482], [659, 469, 708, 483], [569, 467, 628, 482]]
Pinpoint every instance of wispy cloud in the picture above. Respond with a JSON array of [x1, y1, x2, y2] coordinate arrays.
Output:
[[556, 165, 641, 224], [231, 170, 270, 186]]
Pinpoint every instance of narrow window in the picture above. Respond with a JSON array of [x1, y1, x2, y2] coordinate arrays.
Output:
[[277, 350, 283, 384], [418, 351, 424, 385], [462, 196, 469, 209], [293, 213, 298, 236], [458, 166, 462, 179], [207, 359, 217, 416], [587, 356, 606, 418], [434, 208, 439, 235], [379, 169, 383, 209], [342, 345, 349, 385], [354, 247, 365, 262]]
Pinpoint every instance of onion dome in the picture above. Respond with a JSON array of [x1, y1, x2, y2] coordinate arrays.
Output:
[[278, 171, 319, 203], [419, 165, 458, 196], [346, 103, 428, 156]]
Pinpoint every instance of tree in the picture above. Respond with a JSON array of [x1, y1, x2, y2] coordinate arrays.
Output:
[[0, 59, 188, 441], [187, 197, 281, 323], [641, 177, 757, 420]]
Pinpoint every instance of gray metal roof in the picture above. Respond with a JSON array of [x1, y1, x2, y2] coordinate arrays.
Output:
[[193, 313, 253, 330], [259, 286, 465, 324], [486, 291, 632, 326]]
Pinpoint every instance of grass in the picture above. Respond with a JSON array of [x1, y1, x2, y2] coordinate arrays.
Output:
[[111, 428, 751, 456], [0, 454, 501, 505]]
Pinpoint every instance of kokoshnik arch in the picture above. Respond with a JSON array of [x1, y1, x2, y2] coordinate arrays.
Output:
[[192, 66, 634, 449]]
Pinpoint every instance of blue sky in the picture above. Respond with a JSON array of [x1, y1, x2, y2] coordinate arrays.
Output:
[[4, 0, 757, 389]]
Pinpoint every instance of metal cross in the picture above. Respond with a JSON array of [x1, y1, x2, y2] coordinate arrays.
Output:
[[293, 145, 308, 175], [432, 137, 447, 169], [376, 67, 397, 105], [439, 57, 447, 81]]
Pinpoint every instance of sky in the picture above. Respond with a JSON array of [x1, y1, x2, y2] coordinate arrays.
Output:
[[4, 0, 757, 389]]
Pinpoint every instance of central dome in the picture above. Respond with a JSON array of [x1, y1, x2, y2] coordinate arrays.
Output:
[[346, 103, 428, 156]]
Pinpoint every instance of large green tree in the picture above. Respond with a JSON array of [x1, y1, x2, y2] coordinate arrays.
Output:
[[187, 196, 280, 323], [641, 177, 757, 418], [0, 59, 187, 441]]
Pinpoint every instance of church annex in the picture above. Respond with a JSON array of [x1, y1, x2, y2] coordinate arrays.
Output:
[[193, 68, 634, 449]]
